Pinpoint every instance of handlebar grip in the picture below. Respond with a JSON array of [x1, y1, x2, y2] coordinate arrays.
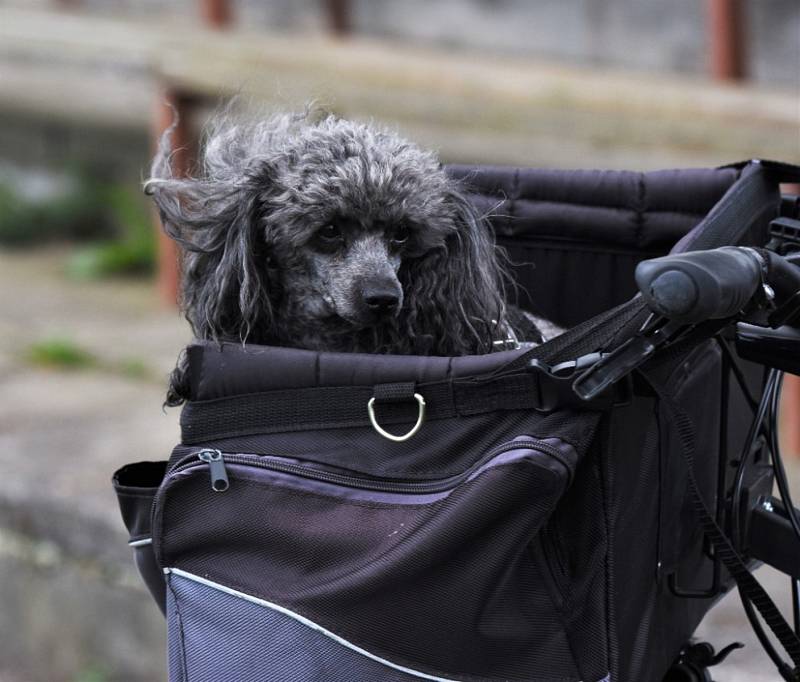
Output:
[[635, 247, 763, 324]]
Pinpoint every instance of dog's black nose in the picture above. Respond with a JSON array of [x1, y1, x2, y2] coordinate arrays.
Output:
[[362, 285, 400, 313]]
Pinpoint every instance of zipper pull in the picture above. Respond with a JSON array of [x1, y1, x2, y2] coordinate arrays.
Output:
[[197, 449, 229, 492]]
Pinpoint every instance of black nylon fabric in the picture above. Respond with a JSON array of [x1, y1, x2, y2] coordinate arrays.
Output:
[[646, 366, 800, 675], [511, 160, 780, 368], [169, 408, 599, 487], [166, 573, 446, 682], [178, 353, 620, 446], [446, 164, 740, 327], [115, 161, 799, 682], [155, 440, 589, 682], [600, 342, 724, 682]]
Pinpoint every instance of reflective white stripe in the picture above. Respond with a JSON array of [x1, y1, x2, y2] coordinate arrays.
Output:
[[128, 538, 152, 548], [164, 567, 465, 682]]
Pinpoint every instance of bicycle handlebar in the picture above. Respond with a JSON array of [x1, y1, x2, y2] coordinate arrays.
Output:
[[635, 247, 765, 325]]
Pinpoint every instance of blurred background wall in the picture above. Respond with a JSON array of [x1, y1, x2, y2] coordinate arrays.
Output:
[[5, 0, 800, 84], [0, 2, 797, 681]]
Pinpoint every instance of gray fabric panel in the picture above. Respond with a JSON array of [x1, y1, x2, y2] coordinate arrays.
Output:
[[166, 572, 449, 682]]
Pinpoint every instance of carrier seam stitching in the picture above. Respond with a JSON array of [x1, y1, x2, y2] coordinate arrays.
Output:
[[508, 167, 520, 234], [599, 419, 619, 679], [115, 491, 159, 499], [166, 574, 190, 682], [497, 240, 664, 257], [382, 433, 580, 475], [205, 458, 562, 511], [502, 197, 708, 217], [596, 435, 616, 680], [634, 173, 646, 248], [533, 532, 581, 678], [467, 191, 715, 217]]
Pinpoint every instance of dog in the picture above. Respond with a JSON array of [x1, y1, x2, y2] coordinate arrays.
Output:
[[145, 109, 561, 404]]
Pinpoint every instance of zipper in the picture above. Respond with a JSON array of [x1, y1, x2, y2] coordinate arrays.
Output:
[[198, 449, 230, 492], [175, 439, 572, 495]]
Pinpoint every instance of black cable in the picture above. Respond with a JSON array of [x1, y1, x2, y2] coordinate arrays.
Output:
[[768, 372, 800, 543], [731, 370, 778, 543], [793, 580, 800, 636], [718, 335, 760, 412], [729, 369, 793, 677], [766, 369, 800, 644]]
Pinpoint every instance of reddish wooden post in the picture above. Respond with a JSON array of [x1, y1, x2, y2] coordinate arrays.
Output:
[[781, 183, 800, 456], [200, 0, 232, 28], [707, 0, 746, 81], [152, 0, 232, 304], [783, 375, 800, 457], [326, 0, 351, 37], [152, 90, 194, 305]]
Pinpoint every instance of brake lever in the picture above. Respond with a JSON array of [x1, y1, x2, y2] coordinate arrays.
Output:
[[572, 315, 689, 401]]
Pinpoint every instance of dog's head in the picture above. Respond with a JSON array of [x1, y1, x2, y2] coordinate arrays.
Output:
[[147, 110, 508, 356]]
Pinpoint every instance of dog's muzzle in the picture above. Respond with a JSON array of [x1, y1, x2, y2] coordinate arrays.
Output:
[[360, 281, 402, 317]]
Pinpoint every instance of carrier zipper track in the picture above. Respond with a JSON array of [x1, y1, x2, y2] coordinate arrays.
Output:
[[172, 439, 572, 495]]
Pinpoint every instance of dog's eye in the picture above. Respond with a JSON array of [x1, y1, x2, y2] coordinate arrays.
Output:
[[391, 225, 410, 246], [318, 224, 343, 242]]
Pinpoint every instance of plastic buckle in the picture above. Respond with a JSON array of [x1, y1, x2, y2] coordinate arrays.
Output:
[[768, 216, 800, 255], [529, 352, 631, 410]]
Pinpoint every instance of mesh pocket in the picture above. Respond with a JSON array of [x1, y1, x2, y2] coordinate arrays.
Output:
[[155, 438, 593, 681]]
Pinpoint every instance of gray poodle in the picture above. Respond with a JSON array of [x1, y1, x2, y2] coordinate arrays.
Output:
[[146, 109, 558, 404]]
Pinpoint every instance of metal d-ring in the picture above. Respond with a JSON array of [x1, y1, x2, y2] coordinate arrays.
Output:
[[367, 393, 426, 442]]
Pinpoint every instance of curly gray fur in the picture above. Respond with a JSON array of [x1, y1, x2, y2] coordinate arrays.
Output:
[[147, 109, 538, 405]]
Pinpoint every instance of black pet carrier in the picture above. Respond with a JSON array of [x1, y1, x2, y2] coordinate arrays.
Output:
[[114, 159, 800, 682]]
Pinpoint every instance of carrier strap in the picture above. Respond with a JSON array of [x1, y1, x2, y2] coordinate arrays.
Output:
[[646, 373, 800, 681], [179, 367, 618, 444]]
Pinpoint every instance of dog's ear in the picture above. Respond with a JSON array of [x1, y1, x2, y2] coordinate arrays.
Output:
[[400, 188, 507, 356], [145, 174, 274, 344]]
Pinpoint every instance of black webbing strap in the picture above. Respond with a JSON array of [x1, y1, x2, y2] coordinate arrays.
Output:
[[179, 367, 617, 444], [720, 159, 800, 185], [646, 372, 800, 680], [504, 298, 648, 369], [679, 161, 780, 254]]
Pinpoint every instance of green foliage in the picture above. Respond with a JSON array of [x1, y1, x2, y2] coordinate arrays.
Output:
[[25, 337, 159, 383], [117, 357, 152, 380], [0, 167, 156, 278], [73, 664, 110, 682], [66, 183, 156, 279], [0, 172, 111, 246], [26, 338, 97, 370]]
